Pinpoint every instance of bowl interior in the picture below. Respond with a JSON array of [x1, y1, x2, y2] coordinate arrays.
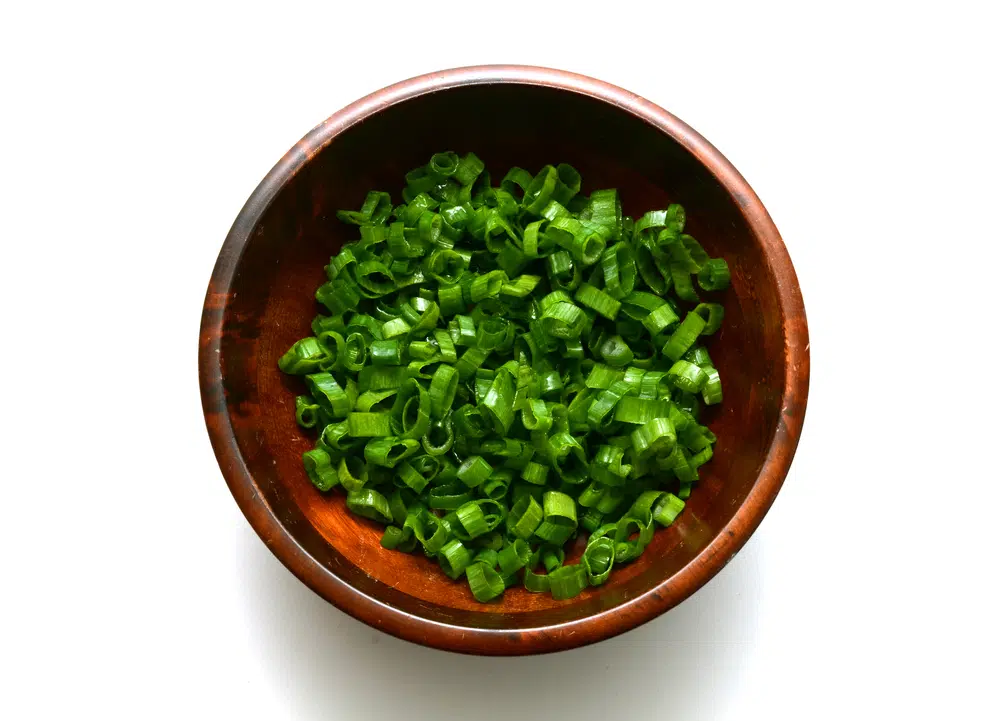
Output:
[[216, 83, 787, 630]]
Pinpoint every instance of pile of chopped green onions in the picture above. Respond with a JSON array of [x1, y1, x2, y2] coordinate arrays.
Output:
[[278, 153, 730, 602]]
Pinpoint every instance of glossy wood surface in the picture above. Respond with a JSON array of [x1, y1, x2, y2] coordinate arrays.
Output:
[[199, 66, 809, 654]]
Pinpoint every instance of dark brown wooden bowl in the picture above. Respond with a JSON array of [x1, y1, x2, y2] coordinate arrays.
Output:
[[199, 66, 809, 655]]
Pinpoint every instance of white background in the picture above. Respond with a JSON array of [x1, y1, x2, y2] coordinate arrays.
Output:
[[3, 2, 998, 719]]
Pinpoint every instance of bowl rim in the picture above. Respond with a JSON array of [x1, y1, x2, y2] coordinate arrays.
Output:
[[199, 65, 810, 655]]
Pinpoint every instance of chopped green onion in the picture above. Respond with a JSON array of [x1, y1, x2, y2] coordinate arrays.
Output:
[[598, 335, 634, 368], [380, 525, 411, 550], [575, 282, 621, 320], [345, 488, 392, 523], [523, 165, 559, 214], [302, 448, 339, 491], [600, 241, 634, 298], [347, 412, 393, 437], [438, 539, 473, 579], [427, 483, 472, 511], [278, 153, 729, 603], [670, 263, 699, 302], [582, 536, 615, 585], [662, 311, 707, 361], [305, 373, 351, 419], [702, 366, 723, 405], [470, 270, 508, 302], [642, 304, 680, 336], [693, 302, 725, 335], [509, 494, 544, 539], [548, 564, 588, 600], [667, 360, 709, 393], [466, 562, 505, 602], [547, 216, 606, 266], [653, 493, 686, 526], [520, 460, 549, 486], [428, 365, 458, 419], [364, 437, 420, 468], [295, 395, 321, 428], [588, 380, 632, 431], [370, 339, 403, 366], [613, 396, 670, 425], [438, 283, 466, 315], [540, 300, 588, 338], [631, 417, 677, 460], [421, 415, 455, 455], [521, 399, 553, 433], [457, 455, 493, 488], [697, 258, 731, 291], [482, 369, 515, 435], [278, 337, 328, 375], [498, 539, 531, 575]]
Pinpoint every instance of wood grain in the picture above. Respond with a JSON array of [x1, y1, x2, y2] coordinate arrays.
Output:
[[199, 65, 810, 654]]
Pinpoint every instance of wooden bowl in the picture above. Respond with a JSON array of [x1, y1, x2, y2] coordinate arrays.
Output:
[[199, 66, 809, 655]]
